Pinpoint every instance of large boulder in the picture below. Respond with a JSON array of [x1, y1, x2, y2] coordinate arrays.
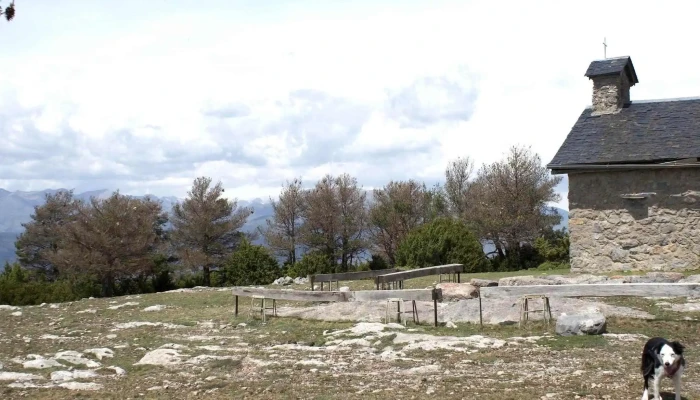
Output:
[[293, 277, 309, 285], [273, 277, 293, 285], [435, 283, 479, 300], [555, 313, 607, 336]]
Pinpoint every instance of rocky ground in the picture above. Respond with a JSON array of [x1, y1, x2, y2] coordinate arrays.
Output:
[[278, 271, 699, 325], [2, 272, 700, 399]]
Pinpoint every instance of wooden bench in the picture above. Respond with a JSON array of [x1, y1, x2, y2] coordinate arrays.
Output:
[[308, 268, 400, 291], [384, 297, 418, 326], [374, 264, 464, 290], [478, 283, 700, 328], [232, 287, 443, 326], [518, 294, 552, 327], [250, 295, 277, 322]]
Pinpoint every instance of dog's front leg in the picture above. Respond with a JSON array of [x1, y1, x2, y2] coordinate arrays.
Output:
[[653, 373, 662, 400], [673, 373, 682, 400], [641, 386, 649, 400]]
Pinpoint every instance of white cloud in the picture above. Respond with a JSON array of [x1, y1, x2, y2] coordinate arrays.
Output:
[[1, 0, 699, 212]]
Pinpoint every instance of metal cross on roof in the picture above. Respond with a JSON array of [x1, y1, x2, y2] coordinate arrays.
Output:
[[603, 37, 607, 59]]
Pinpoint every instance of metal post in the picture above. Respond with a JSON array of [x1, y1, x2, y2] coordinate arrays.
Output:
[[433, 298, 438, 327], [432, 288, 439, 327], [478, 293, 483, 328], [234, 295, 239, 316]]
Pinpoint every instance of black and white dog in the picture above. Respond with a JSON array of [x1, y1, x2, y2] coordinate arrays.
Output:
[[641, 337, 685, 400]]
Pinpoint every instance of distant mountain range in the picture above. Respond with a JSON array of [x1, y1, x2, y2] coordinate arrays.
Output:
[[0, 188, 568, 268]]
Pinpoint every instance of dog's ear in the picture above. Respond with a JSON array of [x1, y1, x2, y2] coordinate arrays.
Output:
[[670, 341, 685, 355]]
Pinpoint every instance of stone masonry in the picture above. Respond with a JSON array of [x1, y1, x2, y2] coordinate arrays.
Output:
[[591, 72, 631, 116], [568, 168, 700, 273]]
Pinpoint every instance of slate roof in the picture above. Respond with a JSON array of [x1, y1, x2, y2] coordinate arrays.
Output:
[[584, 56, 639, 85], [547, 97, 700, 169]]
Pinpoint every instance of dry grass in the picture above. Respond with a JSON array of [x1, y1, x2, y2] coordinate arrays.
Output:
[[1, 270, 700, 399]]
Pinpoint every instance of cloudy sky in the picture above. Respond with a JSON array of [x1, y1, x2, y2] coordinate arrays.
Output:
[[2, 0, 700, 210]]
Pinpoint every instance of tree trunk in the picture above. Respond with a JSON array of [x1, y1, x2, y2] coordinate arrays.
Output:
[[341, 252, 348, 272], [101, 273, 114, 298], [325, 250, 336, 273], [340, 236, 350, 272], [291, 240, 296, 265], [203, 265, 211, 286], [495, 241, 506, 260]]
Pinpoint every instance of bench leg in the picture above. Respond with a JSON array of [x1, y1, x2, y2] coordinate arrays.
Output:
[[262, 298, 266, 323], [524, 298, 529, 323], [402, 301, 407, 327], [518, 298, 524, 327], [396, 301, 402, 325], [385, 300, 390, 324], [433, 299, 438, 327], [413, 300, 418, 325]]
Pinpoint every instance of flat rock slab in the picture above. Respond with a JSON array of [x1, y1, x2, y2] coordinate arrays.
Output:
[[555, 313, 607, 336], [134, 348, 185, 366], [440, 297, 651, 325], [277, 301, 438, 324], [622, 272, 684, 283], [435, 283, 479, 300], [499, 274, 621, 286], [679, 274, 700, 283], [499, 272, 686, 286], [276, 296, 654, 325], [499, 276, 556, 286], [470, 279, 498, 287]]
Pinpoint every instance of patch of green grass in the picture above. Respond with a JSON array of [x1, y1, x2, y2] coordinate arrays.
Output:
[[426, 319, 553, 339], [536, 334, 608, 350]]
